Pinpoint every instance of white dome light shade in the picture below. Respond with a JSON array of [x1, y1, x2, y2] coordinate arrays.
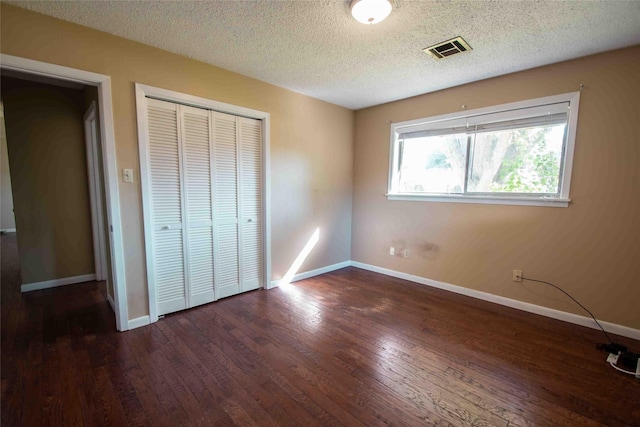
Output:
[[350, 0, 392, 25]]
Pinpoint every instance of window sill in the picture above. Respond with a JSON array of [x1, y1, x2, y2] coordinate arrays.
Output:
[[386, 193, 570, 208]]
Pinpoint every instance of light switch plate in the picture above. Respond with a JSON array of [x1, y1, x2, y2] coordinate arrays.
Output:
[[123, 168, 134, 183]]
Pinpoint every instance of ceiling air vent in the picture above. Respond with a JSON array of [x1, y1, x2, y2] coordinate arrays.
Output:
[[423, 36, 472, 60]]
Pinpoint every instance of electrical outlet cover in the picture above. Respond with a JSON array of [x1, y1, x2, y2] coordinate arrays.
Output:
[[123, 168, 134, 183], [513, 269, 522, 282]]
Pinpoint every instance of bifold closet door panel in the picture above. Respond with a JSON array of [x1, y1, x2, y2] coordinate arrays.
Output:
[[212, 112, 241, 299], [145, 98, 264, 314], [181, 106, 215, 307], [239, 117, 263, 292], [147, 99, 187, 315]]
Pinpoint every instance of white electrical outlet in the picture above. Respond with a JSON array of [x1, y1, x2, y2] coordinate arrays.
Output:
[[513, 269, 522, 282], [401, 249, 409, 258], [389, 247, 395, 256], [606, 352, 619, 364]]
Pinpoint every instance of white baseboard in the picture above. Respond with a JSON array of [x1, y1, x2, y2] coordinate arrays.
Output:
[[351, 261, 640, 341], [128, 315, 150, 330], [21, 273, 97, 292], [117, 258, 639, 339], [270, 260, 351, 288], [107, 292, 115, 312], [1, 228, 16, 233]]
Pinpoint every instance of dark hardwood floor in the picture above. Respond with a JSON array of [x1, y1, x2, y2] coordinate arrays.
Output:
[[2, 232, 639, 426]]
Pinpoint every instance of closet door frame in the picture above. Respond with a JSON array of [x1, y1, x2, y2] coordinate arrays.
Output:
[[136, 83, 271, 324]]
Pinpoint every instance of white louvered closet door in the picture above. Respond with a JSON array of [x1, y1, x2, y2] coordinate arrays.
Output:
[[239, 117, 263, 292], [144, 97, 264, 316], [147, 99, 187, 315], [212, 112, 241, 299], [181, 106, 215, 307]]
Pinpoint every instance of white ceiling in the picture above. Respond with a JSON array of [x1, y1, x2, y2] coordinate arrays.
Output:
[[9, 0, 640, 110]]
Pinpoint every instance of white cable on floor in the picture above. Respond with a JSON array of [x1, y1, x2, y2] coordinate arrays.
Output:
[[609, 361, 638, 376]]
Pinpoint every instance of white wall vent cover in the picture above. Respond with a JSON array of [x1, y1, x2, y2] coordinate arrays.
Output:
[[423, 37, 472, 60]]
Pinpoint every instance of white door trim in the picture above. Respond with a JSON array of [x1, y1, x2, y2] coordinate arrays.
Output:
[[83, 101, 108, 282], [0, 54, 129, 331], [135, 83, 271, 324]]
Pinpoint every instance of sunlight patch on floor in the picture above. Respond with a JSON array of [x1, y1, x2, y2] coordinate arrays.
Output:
[[279, 227, 320, 288]]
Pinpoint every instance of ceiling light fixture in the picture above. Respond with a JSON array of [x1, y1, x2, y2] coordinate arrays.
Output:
[[350, 0, 392, 25]]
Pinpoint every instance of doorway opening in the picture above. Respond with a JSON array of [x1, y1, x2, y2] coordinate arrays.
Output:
[[0, 54, 128, 331]]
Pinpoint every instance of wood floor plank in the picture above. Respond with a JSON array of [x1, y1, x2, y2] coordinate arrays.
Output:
[[218, 292, 455, 426], [309, 274, 613, 427], [313, 271, 636, 425], [2, 232, 639, 426], [119, 364, 168, 427], [186, 306, 345, 426], [241, 282, 515, 425], [181, 324, 323, 426], [163, 316, 288, 426], [91, 366, 129, 427], [126, 331, 195, 426], [154, 318, 273, 426]]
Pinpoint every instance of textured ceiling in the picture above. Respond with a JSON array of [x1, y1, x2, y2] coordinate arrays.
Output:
[[8, 0, 640, 110]]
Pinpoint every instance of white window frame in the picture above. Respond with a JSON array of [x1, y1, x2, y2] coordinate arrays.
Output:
[[387, 92, 581, 207]]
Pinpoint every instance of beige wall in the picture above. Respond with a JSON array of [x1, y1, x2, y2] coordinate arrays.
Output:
[[4, 4, 635, 331], [353, 47, 640, 329], [1, 77, 95, 284], [0, 4, 354, 319], [0, 100, 16, 231]]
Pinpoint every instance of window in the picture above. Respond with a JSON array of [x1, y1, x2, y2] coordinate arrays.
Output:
[[388, 92, 580, 207]]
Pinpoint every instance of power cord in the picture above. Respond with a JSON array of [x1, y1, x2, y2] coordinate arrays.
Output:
[[520, 276, 614, 344], [521, 276, 639, 378], [609, 361, 638, 376]]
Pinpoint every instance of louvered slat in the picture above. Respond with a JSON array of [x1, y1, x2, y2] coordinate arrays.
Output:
[[153, 229, 186, 314], [214, 113, 238, 224], [212, 112, 240, 299], [183, 108, 212, 224], [148, 101, 182, 226], [215, 223, 240, 299], [242, 224, 262, 291], [188, 227, 215, 306], [147, 99, 186, 315], [182, 106, 215, 306], [239, 118, 263, 291]]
